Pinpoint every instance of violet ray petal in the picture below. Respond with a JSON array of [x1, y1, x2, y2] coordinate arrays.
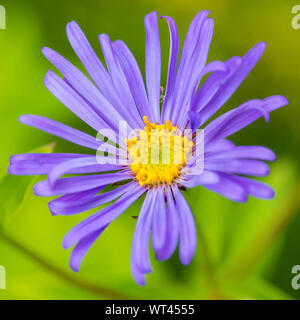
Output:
[[166, 11, 210, 123], [144, 12, 161, 123], [175, 18, 214, 128], [230, 175, 275, 200], [19, 115, 102, 150], [99, 34, 143, 128], [173, 185, 197, 265], [112, 40, 150, 119], [62, 183, 145, 249], [155, 186, 179, 261], [202, 172, 248, 202], [66, 21, 124, 110], [180, 170, 220, 188], [206, 159, 270, 177], [49, 182, 133, 215], [34, 171, 132, 196], [160, 15, 179, 122], [151, 186, 167, 252], [69, 227, 107, 272], [204, 96, 288, 144], [199, 42, 267, 125], [131, 190, 157, 283], [206, 145, 276, 162], [42, 47, 127, 131], [48, 156, 124, 186], [191, 56, 242, 114], [44, 70, 111, 132]]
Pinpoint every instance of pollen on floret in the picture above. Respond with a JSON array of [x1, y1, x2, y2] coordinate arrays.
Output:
[[126, 116, 194, 186]]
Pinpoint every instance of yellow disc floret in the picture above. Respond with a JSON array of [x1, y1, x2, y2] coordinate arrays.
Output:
[[126, 116, 194, 186]]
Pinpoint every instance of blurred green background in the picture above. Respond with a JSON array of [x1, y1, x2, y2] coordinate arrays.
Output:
[[0, 0, 300, 299]]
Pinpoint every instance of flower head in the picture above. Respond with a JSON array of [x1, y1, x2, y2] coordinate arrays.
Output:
[[8, 11, 288, 285]]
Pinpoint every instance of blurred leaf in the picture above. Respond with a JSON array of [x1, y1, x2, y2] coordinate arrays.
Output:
[[0, 142, 55, 228]]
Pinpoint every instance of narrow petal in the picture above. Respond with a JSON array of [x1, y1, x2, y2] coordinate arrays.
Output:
[[156, 187, 179, 261], [69, 228, 106, 272], [202, 172, 248, 202], [231, 176, 275, 199], [47, 156, 125, 186], [145, 12, 161, 122], [131, 190, 157, 285], [33, 171, 131, 196], [165, 11, 210, 123], [62, 183, 145, 249], [160, 15, 179, 122], [206, 159, 270, 177], [112, 40, 150, 119], [204, 96, 288, 144], [173, 186, 197, 265], [180, 170, 220, 188], [49, 183, 133, 215], [174, 18, 214, 127], [192, 57, 242, 113], [66, 21, 124, 110], [199, 42, 267, 125], [99, 34, 143, 128], [206, 146, 276, 162], [19, 115, 102, 150], [44, 70, 111, 132], [151, 186, 167, 252], [42, 47, 127, 131]]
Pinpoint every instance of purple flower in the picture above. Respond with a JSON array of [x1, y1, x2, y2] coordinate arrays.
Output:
[[8, 11, 288, 286]]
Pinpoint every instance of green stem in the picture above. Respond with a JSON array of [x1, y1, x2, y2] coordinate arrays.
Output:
[[0, 232, 136, 300]]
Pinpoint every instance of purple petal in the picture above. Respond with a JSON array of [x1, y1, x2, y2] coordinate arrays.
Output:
[[62, 183, 145, 249], [112, 40, 150, 119], [69, 228, 106, 272], [202, 172, 248, 202], [206, 159, 270, 177], [9, 153, 89, 175], [131, 190, 157, 285], [204, 96, 288, 144], [206, 146, 276, 162], [44, 70, 110, 132], [151, 186, 167, 252], [99, 34, 143, 128], [231, 176, 275, 200], [47, 156, 124, 186], [66, 21, 124, 110], [160, 15, 179, 122], [33, 171, 132, 196], [180, 170, 220, 188], [165, 11, 210, 123], [204, 139, 235, 153], [174, 18, 214, 128], [42, 47, 127, 131], [199, 42, 267, 125], [192, 57, 242, 113], [173, 185, 197, 265], [19, 115, 102, 150], [49, 183, 133, 215], [144, 12, 161, 122], [155, 187, 179, 261]]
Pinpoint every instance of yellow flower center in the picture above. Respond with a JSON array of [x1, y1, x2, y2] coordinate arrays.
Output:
[[126, 116, 193, 186]]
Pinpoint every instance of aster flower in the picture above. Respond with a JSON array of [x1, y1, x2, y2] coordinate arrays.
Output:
[[8, 11, 288, 286]]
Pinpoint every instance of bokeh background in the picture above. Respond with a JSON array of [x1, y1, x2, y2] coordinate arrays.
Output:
[[0, 0, 300, 299]]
